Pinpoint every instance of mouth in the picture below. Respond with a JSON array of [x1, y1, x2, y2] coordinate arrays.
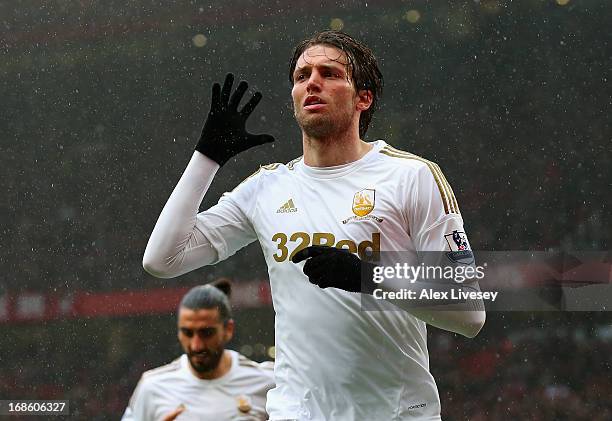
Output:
[[303, 96, 326, 110]]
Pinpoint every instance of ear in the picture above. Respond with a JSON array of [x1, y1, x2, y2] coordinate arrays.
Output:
[[224, 319, 235, 342], [356, 89, 373, 111]]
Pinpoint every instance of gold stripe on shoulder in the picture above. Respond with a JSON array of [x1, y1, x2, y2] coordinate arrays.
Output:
[[383, 144, 414, 156], [261, 163, 281, 171], [380, 146, 459, 214], [427, 160, 458, 214], [432, 162, 459, 213], [229, 163, 281, 193], [380, 148, 451, 214], [286, 156, 302, 170], [230, 167, 262, 193]]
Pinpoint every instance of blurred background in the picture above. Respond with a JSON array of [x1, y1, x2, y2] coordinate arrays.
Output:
[[1, 0, 611, 419]]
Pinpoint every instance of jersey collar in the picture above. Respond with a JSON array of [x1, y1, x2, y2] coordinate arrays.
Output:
[[296, 140, 386, 179]]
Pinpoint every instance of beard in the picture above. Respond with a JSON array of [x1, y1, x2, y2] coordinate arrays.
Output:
[[187, 348, 224, 374], [294, 102, 355, 140]]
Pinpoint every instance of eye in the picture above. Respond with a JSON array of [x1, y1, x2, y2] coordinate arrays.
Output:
[[180, 328, 194, 338], [198, 328, 217, 338]]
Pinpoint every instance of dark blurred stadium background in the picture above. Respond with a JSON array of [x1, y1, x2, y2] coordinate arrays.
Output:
[[1, 0, 610, 419]]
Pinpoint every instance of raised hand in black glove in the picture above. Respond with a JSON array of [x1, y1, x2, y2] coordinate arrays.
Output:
[[195, 73, 275, 166], [291, 246, 376, 294]]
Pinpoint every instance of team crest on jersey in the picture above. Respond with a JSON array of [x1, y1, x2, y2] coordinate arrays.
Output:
[[445, 230, 474, 264], [236, 395, 252, 413], [352, 189, 375, 216], [342, 188, 384, 224]]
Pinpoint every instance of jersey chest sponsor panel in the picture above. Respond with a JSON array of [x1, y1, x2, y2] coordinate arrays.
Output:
[[255, 165, 416, 265]]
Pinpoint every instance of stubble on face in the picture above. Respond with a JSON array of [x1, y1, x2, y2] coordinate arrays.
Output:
[[187, 347, 224, 374], [295, 100, 355, 141]]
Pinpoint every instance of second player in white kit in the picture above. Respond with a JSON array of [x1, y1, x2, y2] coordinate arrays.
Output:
[[123, 351, 274, 421]]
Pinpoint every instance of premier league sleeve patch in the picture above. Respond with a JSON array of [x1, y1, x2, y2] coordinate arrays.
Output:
[[444, 230, 474, 264]]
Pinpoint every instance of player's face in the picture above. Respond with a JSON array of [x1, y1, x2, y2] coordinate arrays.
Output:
[[177, 307, 234, 375], [291, 45, 363, 139]]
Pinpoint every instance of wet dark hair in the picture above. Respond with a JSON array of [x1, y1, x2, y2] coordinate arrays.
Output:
[[289, 30, 384, 138], [179, 279, 232, 324]]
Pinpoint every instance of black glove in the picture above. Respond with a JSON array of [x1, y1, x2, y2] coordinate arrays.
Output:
[[291, 246, 376, 294], [195, 73, 274, 166]]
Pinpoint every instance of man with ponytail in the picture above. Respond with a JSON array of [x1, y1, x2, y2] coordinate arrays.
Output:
[[122, 280, 274, 420]]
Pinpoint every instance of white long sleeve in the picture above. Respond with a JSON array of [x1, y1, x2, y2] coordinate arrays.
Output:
[[395, 282, 486, 338], [143, 152, 221, 278], [371, 259, 486, 338], [409, 303, 486, 338]]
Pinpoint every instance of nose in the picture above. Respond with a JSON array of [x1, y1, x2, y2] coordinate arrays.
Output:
[[190, 334, 205, 353], [306, 72, 322, 93]]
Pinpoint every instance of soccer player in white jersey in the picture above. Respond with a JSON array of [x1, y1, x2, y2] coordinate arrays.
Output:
[[122, 281, 274, 420], [143, 31, 485, 420]]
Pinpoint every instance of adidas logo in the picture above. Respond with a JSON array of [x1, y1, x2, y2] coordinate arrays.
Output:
[[277, 199, 298, 213]]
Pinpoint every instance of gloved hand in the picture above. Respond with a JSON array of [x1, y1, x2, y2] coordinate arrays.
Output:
[[195, 73, 275, 166], [291, 246, 376, 294]]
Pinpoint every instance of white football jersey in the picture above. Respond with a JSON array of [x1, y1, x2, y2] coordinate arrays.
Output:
[[122, 350, 274, 421], [196, 140, 468, 420]]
